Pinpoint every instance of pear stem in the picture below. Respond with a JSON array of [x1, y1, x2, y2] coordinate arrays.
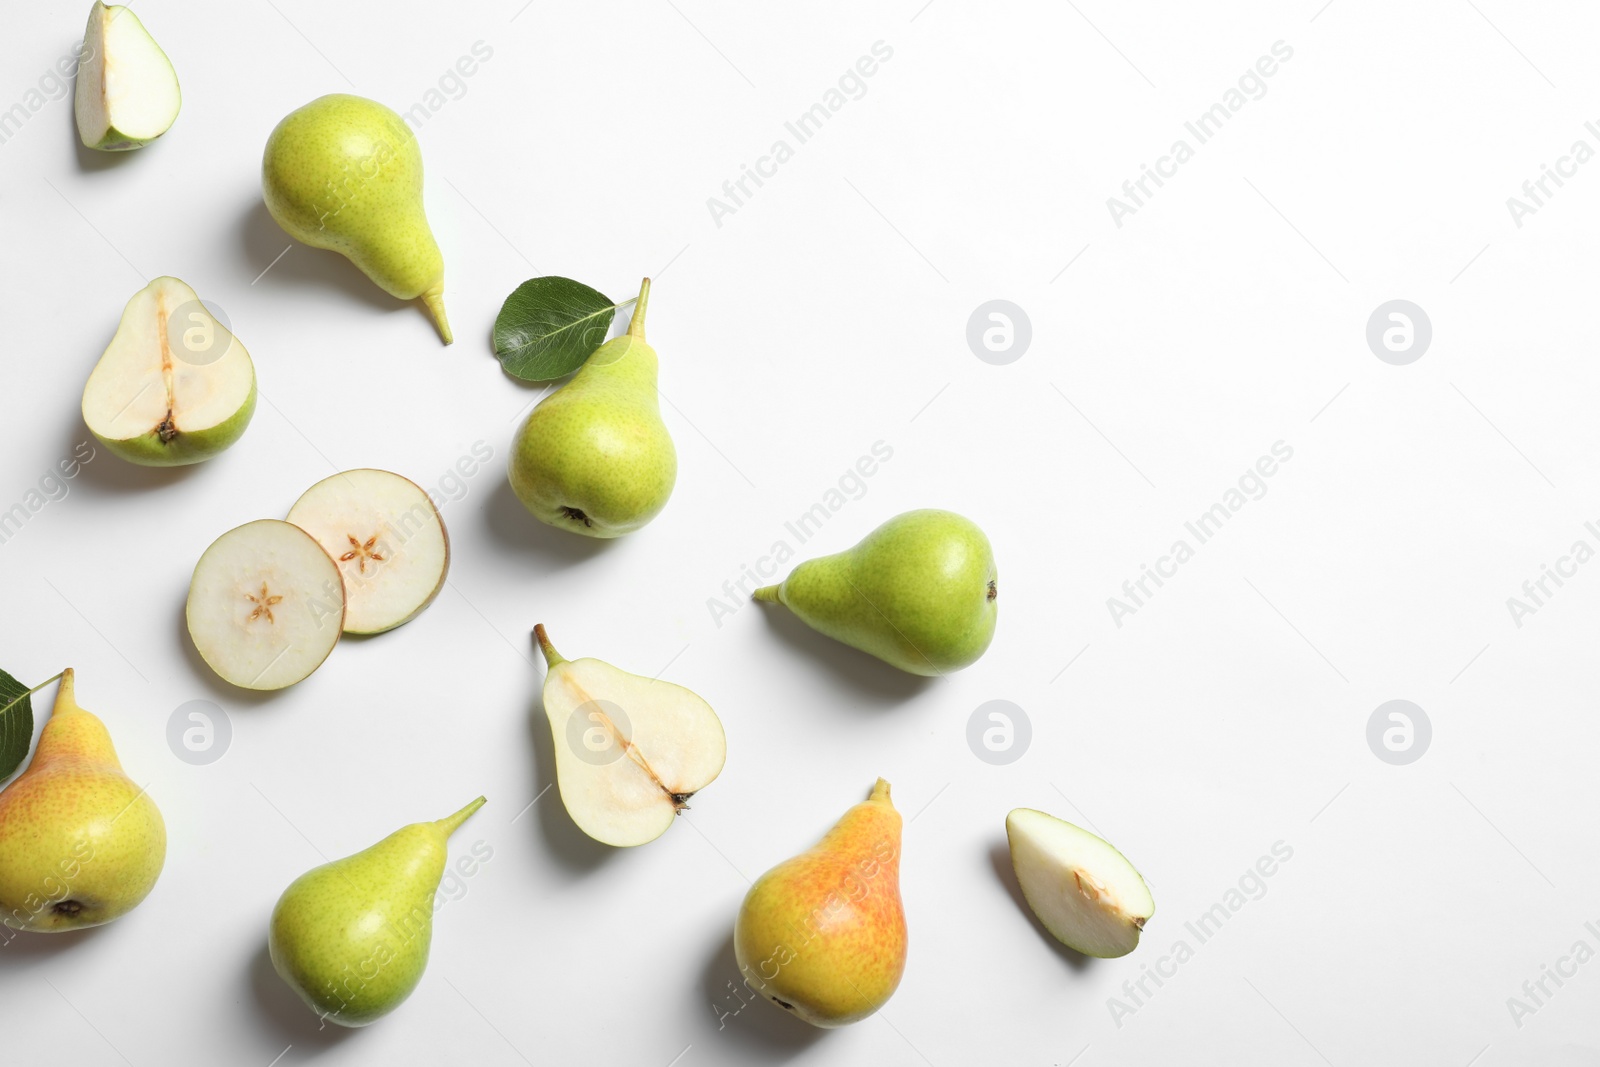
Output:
[[532, 625, 566, 667], [421, 285, 453, 345], [627, 278, 651, 340], [7, 671, 67, 717], [751, 584, 783, 604], [869, 778, 892, 804], [436, 796, 486, 837]]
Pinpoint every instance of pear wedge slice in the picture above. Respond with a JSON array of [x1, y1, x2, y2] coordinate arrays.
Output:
[[534, 625, 726, 847], [186, 520, 345, 691], [1006, 808, 1154, 958], [75, 2, 181, 150], [82, 277, 255, 466], [287, 469, 449, 635]]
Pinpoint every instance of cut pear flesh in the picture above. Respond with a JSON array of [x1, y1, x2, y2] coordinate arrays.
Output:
[[187, 520, 345, 691], [536, 626, 726, 847], [75, 2, 181, 150], [286, 469, 449, 635], [1006, 808, 1154, 958], [82, 277, 255, 466]]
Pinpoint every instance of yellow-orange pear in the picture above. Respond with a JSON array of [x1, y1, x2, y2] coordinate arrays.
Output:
[[0, 670, 166, 931], [734, 779, 907, 1027]]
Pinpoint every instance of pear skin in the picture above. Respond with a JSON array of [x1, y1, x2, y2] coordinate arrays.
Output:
[[269, 797, 484, 1027], [755, 509, 997, 675], [0, 670, 166, 932], [508, 279, 677, 537], [735, 779, 906, 1027], [262, 94, 451, 343]]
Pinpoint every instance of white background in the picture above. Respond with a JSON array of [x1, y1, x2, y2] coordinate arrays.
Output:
[[2, 0, 1598, 1063]]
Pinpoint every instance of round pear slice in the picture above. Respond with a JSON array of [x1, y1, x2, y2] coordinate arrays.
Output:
[[186, 520, 345, 691], [82, 277, 256, 466], [286, 470, 449, 635], [75, 2, 182, 151], [533, 625, 726, 847], [1006, 808, 1154, 958]]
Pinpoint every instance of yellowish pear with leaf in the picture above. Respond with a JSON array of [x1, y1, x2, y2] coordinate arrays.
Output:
[[0, 670, 166, 931]]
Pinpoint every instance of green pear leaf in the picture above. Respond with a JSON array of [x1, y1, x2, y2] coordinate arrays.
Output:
[[493, 277, 620, 382], [0, 668, 35, 783]]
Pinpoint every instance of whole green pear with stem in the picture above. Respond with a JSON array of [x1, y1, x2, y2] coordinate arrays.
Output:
[[508, 278, 677, 537], [262, 94, 452, 343], [754, 509, 997, 675], [0, 669, 166, 932], [268, 797, 485, 1027]]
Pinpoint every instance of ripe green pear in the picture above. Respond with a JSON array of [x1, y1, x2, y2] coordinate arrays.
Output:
[[262, 94, 452, 343], [754, 509, 997, 675], [269, 797, 485, 1027], [0, 670, 166, 932], [735, 779, 907, 1027], [508, 279, 677, 537]]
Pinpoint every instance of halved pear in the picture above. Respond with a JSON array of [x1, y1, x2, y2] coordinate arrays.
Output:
[[186, 520, 345, 691], [83, 277, 255, 466], [286, 469, 449, 635], [533, 625, 726, 847], [1006, 808, 1154, 958], [75, 2, 181, 150]]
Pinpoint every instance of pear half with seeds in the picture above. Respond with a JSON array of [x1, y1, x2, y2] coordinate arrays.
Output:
[[1006, 808, 1154, 958], [82, 277, 255, 466], [534, 625, 725, 847]]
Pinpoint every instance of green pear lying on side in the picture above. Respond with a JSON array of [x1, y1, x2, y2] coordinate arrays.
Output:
[[262, 94, 452, 343], [754, 509, 997, 675], [269, 797, 485, 1026]]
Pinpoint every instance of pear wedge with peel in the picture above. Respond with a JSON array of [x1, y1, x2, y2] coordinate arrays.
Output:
[[1006, 808, 1154, 958], [287, 469, 449, 635], [533, 625, 725, 847], [82, 277, 256, 466], [75, 2, 181, 150], [186, 520, 345, 690]]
